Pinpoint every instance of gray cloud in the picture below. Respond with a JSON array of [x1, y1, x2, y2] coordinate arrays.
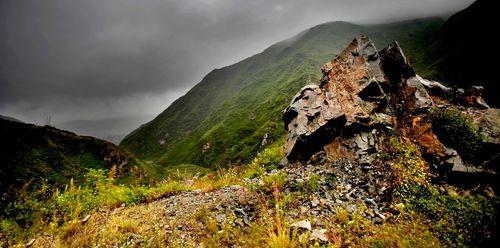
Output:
[[0, 0, 474, 137]]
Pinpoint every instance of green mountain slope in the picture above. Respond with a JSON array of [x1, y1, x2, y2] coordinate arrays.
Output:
[[120, 18, 444, 168], [0, 118, 134, 198]]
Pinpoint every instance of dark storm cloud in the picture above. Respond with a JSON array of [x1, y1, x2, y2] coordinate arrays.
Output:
[[0, 0, 474, 134]]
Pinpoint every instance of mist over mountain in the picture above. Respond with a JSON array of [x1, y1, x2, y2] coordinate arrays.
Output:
[[55, 115, 155, 144], [121, 17, 444, 167], [0, 0, 473, 138]]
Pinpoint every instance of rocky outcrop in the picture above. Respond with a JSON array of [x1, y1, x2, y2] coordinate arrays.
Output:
[[476, 108, 500, 167], [283, 36, 497, 176]]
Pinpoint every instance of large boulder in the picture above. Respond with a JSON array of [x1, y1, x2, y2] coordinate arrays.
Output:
[[283, 36, 433, 161], [282, 36, 496, 176]]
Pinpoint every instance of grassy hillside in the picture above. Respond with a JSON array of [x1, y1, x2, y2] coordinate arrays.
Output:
[[0, 118, 134, 199], [121, 18, 444, 168]]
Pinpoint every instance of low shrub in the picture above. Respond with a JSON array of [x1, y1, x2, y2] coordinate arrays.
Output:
[[430, 108, 483, 162]]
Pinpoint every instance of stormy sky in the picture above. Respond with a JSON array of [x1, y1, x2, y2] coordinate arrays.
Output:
[[0, 0, 473, 141]]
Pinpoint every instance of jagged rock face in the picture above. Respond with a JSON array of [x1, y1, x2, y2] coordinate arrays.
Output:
[[282, 36, 496, 175], [283, 36, 432, 162]]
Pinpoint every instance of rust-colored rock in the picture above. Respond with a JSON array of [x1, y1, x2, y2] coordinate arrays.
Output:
[[283, 36, 389, 162], [283, 36, 434, 162], [283, 35, 496, 175]]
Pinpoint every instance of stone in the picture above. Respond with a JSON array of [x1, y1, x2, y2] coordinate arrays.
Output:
[[201, 142, 211, 153], [261, 133, 269, 146], [26, 238, 35, 247], [364, 198, 376, 206], [81, 214, 91, 223], [477, 108, 500, 146], [282, 36, 436, 163], [444, 147, 464, 172], [291, 219, 312, 230], [215, 214, 226, 223], [233, 208, 249, 225], [346, 204, 357, 214], [451, 163, 485, 173], [311, 196, 320, 207], [404, 76, 434, 110], [282, 35, 496, 179], [300, 206, 309, 214], [464, 86, 490, 109], [310, 229, 329, 242], [477, 109, 500, 168]]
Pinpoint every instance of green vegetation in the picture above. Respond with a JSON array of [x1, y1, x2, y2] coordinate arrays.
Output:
[[0, 165, 248, 246], [201, 145, 441, 248], [383, 136, 429, 186], [0, 143, 288, 246], [327, 208, 442, 247], [2, 2, 497, 245], [306, 174, 321, 192], [384, 135, 498, 247], [127, 160, 212, 184], [430, 107, 483, 162], [2, 140, 497, 247], [0, 169, 187, 244], [0, 119, 134, 199], [398, 183, 498, 247], [120, 18, 444, 169], [194, 177, 297, 248], [244, 140, 285, 179]]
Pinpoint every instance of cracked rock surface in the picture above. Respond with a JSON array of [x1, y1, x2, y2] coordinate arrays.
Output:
[[283, 35, 497, 176]]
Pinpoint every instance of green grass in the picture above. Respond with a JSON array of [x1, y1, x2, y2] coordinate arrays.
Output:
[[120, 18, 445, 169], [160, 164, 212, 180], [2, 139, 497, 247], [0, 168, 188, 245], [0, 141, 286, 246], [383, 135, 498, 247]]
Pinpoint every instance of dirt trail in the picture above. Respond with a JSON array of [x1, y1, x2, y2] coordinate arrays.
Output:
[[31, 185, 257, 247]]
